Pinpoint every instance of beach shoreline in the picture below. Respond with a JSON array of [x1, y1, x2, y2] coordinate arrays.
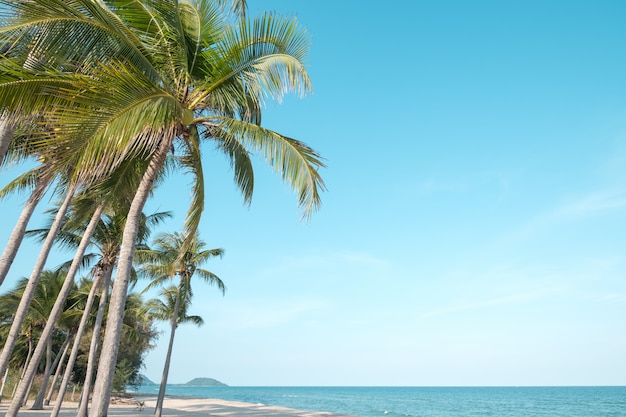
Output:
[[0, 395, 357, 417]]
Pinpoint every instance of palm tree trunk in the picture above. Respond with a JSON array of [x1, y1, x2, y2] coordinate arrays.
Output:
[[90, 132, 175, 417], [6, 200, 101, 417], [0, 115, 13, 165], [76, 266, 112, 417], [50, 268, 106, 417], [0, 182, 76, 388], [45, 333, 72, 405], [0, 368, 9, 403], [13, 329, 33, 399], [22, 370, 34, 406], [30, 339, 53, 409], [0, 177, 49, 287], [154, 286, 181, 417]]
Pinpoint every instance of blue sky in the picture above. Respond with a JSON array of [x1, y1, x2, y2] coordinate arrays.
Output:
[[1, 0, 626, 386]]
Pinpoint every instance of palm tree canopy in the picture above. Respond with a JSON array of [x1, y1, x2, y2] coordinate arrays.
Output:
[[146, 286, 205, 327], [137, 231, 225, 296], [0, 0, 325, 236]]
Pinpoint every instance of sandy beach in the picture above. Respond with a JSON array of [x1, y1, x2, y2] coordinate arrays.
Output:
[[0, 396, 356, 417]]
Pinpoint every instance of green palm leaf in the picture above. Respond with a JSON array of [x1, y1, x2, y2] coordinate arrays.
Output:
[[208, 117, 325, 217]]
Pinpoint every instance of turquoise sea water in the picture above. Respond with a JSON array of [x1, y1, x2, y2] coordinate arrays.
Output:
[[131, 386, 626, 417]]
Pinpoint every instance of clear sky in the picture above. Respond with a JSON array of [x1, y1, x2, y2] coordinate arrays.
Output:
[[1, 0, 626, 387]]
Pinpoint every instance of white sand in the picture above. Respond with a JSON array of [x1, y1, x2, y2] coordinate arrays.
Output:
[[0, 396, 357, 417]]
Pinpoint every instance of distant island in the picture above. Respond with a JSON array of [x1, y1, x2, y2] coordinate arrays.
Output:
[[184, 377, 228, 386], [137, 374, 227, 387]]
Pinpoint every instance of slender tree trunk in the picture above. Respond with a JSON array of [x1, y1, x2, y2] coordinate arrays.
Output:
[[22, 369, 35, 406], [51, 265, 110, 417], [0, 177, 49, 287], [0, 183, 75, 382], [32, 330, 72, 409], [13, 330, 33, 399], [0, 115, 13, 166], [6, 199, 101, 417], [90, 132, 175, 417], [154, 287, 181, 417], [0, 367, 8, 402], [45, 333, 72, 405], [29, 339, 52, 409], [76, 267, 112, 417]]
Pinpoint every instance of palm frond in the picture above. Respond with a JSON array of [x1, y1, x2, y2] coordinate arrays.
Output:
[[0, 0, 160, 80], [0, 61, 81, 118], [176, 125, 205, 255], [35, 61, 180, 185], [179, 0, 223, 77], [208, 117, 325, 218], [214, 0, 247, 18], [190, 13, 311, 111], [0, 166, 47, 200], [194, 268, 226, 294]]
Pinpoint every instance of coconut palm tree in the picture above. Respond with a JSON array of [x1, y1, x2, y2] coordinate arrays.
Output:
[[138, 231, 224, 417], [30, 285, 84, 410], [0, 269, 76, 401], [1, 2, 323, 415], [0, 181, 77, 407], [6, 202, 102, 414], [0, 171, 52, 288], [49, 206, 170, 417], [12, 185, 170, 416], [146, 286, 205, 416]]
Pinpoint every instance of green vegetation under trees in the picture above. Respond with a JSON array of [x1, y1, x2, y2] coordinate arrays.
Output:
[[0, 272, 157, 402]]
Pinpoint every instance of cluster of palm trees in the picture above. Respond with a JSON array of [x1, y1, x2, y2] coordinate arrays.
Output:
[[0, 267, 158, 411], [1, 220, 223, 417], [0, 0, 324, 416]]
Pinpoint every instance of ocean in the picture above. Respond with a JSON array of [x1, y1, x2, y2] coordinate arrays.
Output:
[[131, 385, 626, 417]]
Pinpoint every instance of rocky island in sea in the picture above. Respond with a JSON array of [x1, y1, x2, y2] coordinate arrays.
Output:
[[184, 377, 228, 387]]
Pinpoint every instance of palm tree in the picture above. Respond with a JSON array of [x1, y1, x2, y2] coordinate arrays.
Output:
[[6, 202, 102, 414], [0, 171, 51, 288], [1, 2, 323, 415], [0, 153, 94, 384], [0, 269, 75, 402], [50, 206, 170, 417], [138, 231, 224, 417], [30, 285, 84, 410], [146, 286, 205, 416], [12, 188, 170, 416]]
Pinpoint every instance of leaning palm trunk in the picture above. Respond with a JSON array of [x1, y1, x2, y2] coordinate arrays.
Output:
[[154, 286, 181, 417], [0, 177, 50, 287], [6, 201, 102, 417], [0, 183, 76, 384], [0, 115, 13, 165], [53, 265, 111, 417], [76, 266, 112, 417], [30, 339, 53, 409], [13, 330, 33, 399], [45, 334, 72, 405], [91, 132, 176, 417], [0, 368, 8, 402]]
